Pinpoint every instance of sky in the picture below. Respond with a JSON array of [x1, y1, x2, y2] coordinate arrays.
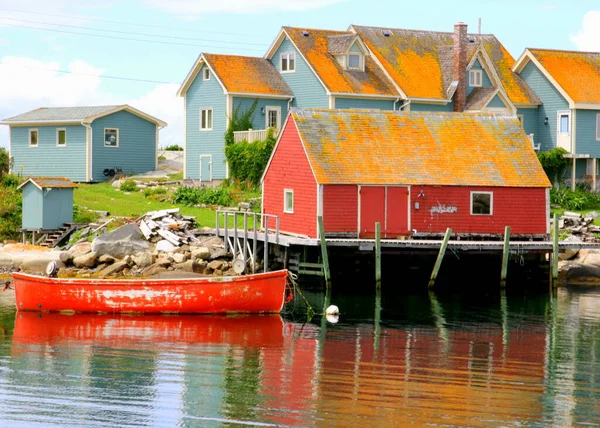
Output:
[[0, 0, 598, 150]]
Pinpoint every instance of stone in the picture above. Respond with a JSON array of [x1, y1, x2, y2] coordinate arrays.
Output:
[[194, 260, 208, 272], [172, 253, 187, 263], [59, 252, 73, 265], [207, 260, 223, 271], [156, 239, 177, 253], [192, 247, 211, 260], [213, 269, 223, 276], [98, 254, 116, 264], [203, 267, 214, 275], [141, 265, 168, 276], [91, 224, 150, 258], [559, 235, 583, 260], [97, 260, 128, 277], [579, 252, 600, 267], [584, 211, 600, 219], [68, 242, 92, 258], [209, 248, 228, 260], [111, 179, 121, 188], [155, 258, 172, 268], [73, 252, 98, 268], [132, 252, 153, 269], [21, 259, 65, 273]]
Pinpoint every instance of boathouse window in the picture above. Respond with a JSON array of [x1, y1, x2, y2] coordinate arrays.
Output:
[[471, 191, 493, 215], [29, 129, 38, 147], [280, 52, 296, 73], [56, 128, 66, 147], [104, 128, 119, 147], [200, 109, 213, 131], [469, 69, 482, 87], [284, 189, 294, 213]]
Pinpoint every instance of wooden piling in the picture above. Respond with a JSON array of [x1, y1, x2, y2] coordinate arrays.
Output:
[[264, 216, 269, 273], [375, 222, 381, 287], [317, 216, 331, 287], [501, 226, 511, 287], [428, 227, 452, 288], [552, 213, 559, 286]]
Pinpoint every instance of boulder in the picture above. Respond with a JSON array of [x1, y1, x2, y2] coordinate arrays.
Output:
[[111, 179, 121, 188], [73, 252, 98, 268], [133, 252, 153, 269], [91, 224, 150, 259], [68, 242, 92, 258], [562, 263, 600, 285], [98, 254, 116, 264], [172, 253, 187, 263], [141, 265, 168, 276], [192, 247, 211, 260], [585, 211, 600, 219], [156, 240, 177, 253], [558, 235, 582, 260], [579, 252, 600, 267], [96, 260, 128, 277], [208, 260, 223, 271], [59, 252, 73, 265], [209, 248, 228, 260], [155, 258, 172, 268]]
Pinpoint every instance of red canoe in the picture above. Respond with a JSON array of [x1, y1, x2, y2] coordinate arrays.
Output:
[[11, 270, 289, 314]]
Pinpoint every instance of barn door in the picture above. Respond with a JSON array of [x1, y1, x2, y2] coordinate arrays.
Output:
[[360, 186, 385, 238], [386, 187, 409, 237]]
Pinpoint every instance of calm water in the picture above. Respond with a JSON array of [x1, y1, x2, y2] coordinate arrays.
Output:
[[0, 283, 599, 427]]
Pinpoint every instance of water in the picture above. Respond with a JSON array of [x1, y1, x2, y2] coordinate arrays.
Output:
[[0, 285, 598, 427]]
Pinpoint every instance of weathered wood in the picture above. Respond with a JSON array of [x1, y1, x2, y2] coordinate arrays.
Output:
[[552, 214, 559, 286], [157, 228, 182, 246], [264, 215, 269, 273], [375, 222, 382, 287], [501, 226, 511, 287], [318, 216, 331, 287], [150, 208, 180, 220], [139, 220, 153, 240], [428, 228, 452, 288], [299, 262, 325, 269]]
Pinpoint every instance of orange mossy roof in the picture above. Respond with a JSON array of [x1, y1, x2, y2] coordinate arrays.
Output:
[[283, 27, 399, 96], [18, 177, 78, 190], [291, 108, 550, 187], [528, 49, 600, 104], [351, 26, 540, 105], [203, 54, 293, 96]]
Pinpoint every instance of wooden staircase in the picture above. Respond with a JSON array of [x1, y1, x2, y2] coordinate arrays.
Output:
[[42, 223, 80, 248]]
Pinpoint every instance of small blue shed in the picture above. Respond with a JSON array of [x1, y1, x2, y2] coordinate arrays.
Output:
[[18, 177, 78, 230]]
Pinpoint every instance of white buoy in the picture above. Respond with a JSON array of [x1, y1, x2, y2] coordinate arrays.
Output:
[[325, 305, 339, 315], [326, 314, 339, 324]]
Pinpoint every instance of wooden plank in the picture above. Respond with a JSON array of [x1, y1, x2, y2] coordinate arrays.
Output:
[[375, 222, 381, 287], [501, 226, 511, 287], [139, 220, 153, 240], [318, 216, 331, 287], [428, 228, 452, 288], [150, 208, 180, 220], [157, 228, 182, 246], [146, 219, 159, 230], [299, 262, 324, 268], [552, 214, 559, 286], [298, 270, 325, 277]]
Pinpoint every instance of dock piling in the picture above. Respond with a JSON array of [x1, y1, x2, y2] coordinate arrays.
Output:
[[501, 226, 511, 287], [375, 222, 382, 287], [428, 227, 452, 288], [317, 216, 332, 288], [552, 213, 559, 286]]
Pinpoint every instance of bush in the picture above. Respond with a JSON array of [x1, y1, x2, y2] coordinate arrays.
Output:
[[0, 148, 9, 176], [173, 185, 233, 206], [551, 187, 600, 211], [120, 179, 138, 192], [0, 175, 22, 240], [143, 186, 170, 202], [538, 148, 570, 188], [225, 128, 276, 186], [73, 205, 99, 224], [165, 144, 183, 151]]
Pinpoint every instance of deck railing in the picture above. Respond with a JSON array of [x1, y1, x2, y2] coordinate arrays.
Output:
[[233, 128, 278, 143]]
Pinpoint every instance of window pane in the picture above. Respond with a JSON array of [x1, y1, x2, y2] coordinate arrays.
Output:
[[30, 131, 38, 145], [268, 110, 277, 128], [105, 129, 117, 146], [596, 115, 600, 140], [282, 55, 288, 71], [58, 130, 66, 145], [207, 110, 212, 128], [560, 115, 569, 133], [472, 193, 491, 215], [348, 54, 360, 68], [289, 55, 295, 71], [285, 191, 293, 211]]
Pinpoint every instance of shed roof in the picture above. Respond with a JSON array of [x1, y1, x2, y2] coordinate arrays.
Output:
[[18, 177, 78, 190], [288, 108, 550, 187]]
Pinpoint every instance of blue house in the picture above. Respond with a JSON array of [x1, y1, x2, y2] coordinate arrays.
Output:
[[513, 48, 600, 190], [1, 105, 167, 182]]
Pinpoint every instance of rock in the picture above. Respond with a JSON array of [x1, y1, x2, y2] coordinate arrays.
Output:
[[192, 247, 211, 260], [203, 267, 214, 275], [559, 235, 582, 260], [21, 259, 65, 273], [141, 265, 168, 276], [133, 252, 153, 269], [209, 248, 228, 260], [585, 211, 600, 219], [111, 179, 121, 188], [172, 253, 187, 263], [73, 252, 98, 268], [68, 242, 92, 258], [194, 260, 208, 272], [155, 258, 172, 268], [213, 269, 223, 276], [59, 252, 73, 265], [156, 240, 177, 253], [98, 254, 116, 264], [208, 260, 223, 271], [97, 260, 128, 277], [91, 224, 150, 258], [578, 252, 600, 267]]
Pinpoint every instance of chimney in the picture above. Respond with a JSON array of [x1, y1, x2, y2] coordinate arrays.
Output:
[[453, 22, 468, 112]]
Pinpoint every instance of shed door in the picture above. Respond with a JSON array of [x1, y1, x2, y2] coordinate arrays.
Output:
[[386, 187, 409, 237], [200, 155, 212, 182], [360, 187, 385, 238]]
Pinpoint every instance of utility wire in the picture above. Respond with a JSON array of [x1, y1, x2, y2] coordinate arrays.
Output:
[[0, 7, 267, 38], [0, 16, 267, 46]]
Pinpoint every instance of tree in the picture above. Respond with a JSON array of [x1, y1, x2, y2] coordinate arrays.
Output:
[[537, 147, 570, 188], [0, 148, 9, 176]]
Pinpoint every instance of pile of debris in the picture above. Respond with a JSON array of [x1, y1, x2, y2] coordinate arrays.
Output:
[[557, 211, 600, 242], [138, 208, 199, 248]]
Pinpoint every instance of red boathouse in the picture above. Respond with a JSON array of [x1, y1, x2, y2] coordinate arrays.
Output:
[[262, 109, 551, 239]]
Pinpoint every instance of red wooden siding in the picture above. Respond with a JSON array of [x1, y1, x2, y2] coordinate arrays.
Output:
[[386, 187, 410, 237], [411, 186, 547, 234], [360, 187, 385, 238], [263, 120, 317, 237], [323, 185, 358, 233]]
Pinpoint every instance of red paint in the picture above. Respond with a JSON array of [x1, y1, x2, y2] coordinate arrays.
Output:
[[263, 120, 317, 237], [12, 270, 288, 314], [411, 186, 547, 234], [360, 186, 385, 238], [386, 186, 410, 237], [323, 185, 358, 233], [359, 186, 410, 238]]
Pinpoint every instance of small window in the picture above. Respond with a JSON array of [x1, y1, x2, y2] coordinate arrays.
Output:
[[265, 106, 281, 130], [203, 67, 210, 80], [56, 128, 66, 147], [104, 128, 119, 147], [280, 52, 295, 73], [347, 53, 361, 70], [284, 189, 294, 213], [596, 114, 600, 141], [29, 129, 38, 147], [559, 114, 570, 134], [200, 109, 213, 130], [469, 69, 482, 87], [471, 191, 493, 215]]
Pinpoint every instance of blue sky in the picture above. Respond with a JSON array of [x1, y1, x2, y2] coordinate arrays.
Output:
[[0, 0, 598, 149]]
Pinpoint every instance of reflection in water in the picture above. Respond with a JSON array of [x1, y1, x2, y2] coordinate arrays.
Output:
[[0, 287, 598, 426]]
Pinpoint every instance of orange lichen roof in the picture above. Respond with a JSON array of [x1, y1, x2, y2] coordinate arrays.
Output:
[[291, 108, 550, 187], [203, 53, 293, 96], [283, 27, 399, 96], [528, 48, 600, 104], [351, 26, 540, 105], [18, 177, 78, 189]]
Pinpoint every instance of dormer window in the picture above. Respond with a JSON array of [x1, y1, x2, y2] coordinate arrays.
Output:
[[203, 68, 210, 80], [469, 69, 482, 87], [348, 53, 362, 70]]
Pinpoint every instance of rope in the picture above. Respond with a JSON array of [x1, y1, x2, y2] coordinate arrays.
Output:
[[287, 272, 315, 321]]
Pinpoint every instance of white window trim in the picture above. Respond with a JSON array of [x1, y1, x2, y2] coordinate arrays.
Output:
[[557, 110, 571, 135], [280, 52, 296, 73], [470, 191, 493, 216], [203, 67, 210, 81], [283, 189, 294, 214], [200, 108, 213, 131], [469, 69, 482, 87], [265, 106, 282, 130], [347, 53, 363, 70], [28, 128, 38, 147], [596, 113, 600, 141], [104, 128, 120, 148], [56, 128, 67, 147]]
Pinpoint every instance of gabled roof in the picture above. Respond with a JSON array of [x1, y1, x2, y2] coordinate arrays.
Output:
[[203, 54, 293, 97], [18, 177, 78, 190], [350, 25, 540, 105], [1, 105, 167, 127], [513, 48, 600, 107], [465, 87, 499, 111], [268, 27, 400, 97], [285, 108, 550, 187]]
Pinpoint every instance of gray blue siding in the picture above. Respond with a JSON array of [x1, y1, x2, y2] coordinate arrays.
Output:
[[487, 94, 507, 108], [273, 38, 329, 108], [334, 97, 395, 110], [91, 110, 157, 182], [575, 110, 600, 157], [519, 61, 569, 151], [467, 59, 492, 95], [10, 125, 86, 181], [21, 184, 73, 230], [186, 64, 227, 180], [410, 102, 453, 112], [232, 97, 289, 131], [517, 107, 539, 139]]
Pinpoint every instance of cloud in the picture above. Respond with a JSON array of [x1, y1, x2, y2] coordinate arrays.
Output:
[[571, 10, 600, 51], [0, 56, 183, 152], [141, 0, 344, 17]]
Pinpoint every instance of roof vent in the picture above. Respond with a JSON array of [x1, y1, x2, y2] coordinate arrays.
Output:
[[468, 36, 476, 43], [301, 30, 309, 37], [382, 29, 392, 37]]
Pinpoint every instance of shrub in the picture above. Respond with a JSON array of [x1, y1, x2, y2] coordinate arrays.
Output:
[[551, 187, 600, 211], [0, 148, 9, 176], [538, 148, 570, 188], [225, 128, 276, 186], [165, 144, 183, 151], [143, 186, 170, 202], [73, 205, 99, 224], [120, 179, 138, 192], [173, 185, 233, 206], [0, 177, 22, 240]]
